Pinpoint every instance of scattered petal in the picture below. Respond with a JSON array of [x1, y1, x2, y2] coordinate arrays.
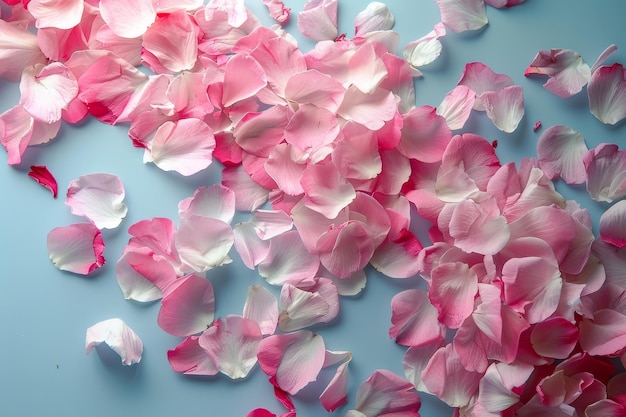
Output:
[[524, 48, 591, 98], [537, 125, 588, 184], [85, 318, 143, 365], [297, 0, 338, 41], [65, 173, 128, 229], [588, 63, 626, 125], [28, 165, 58, 198], [47, 223, 105, 275], [435, 0, 488, 33]]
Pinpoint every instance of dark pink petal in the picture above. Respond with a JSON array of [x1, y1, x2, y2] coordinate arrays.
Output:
[[583, 143, 626, 203], [99, 0, 156, 38], [243, 285, 278, 335], [435, 0, 488, 33], [579, 309, 626, 356], [390, 289, 445, 347], [600, 200, 626, 248], [246, 409, 276, 417], [157, 274, 215, 337], [0, 20, 47, 82], [65, 173, 128, 229], [398, 105, 452, 162], [429, 262, 478, 329], [297, 0, 338, 41], [537, 125, 588, 184], [85, 318, 142, 366], [524, 48, 591, 98], [28, 165, 58, 198], [530, 317, 578, 359], [258, 230, 320, 285], [178, 185, 236, 224], [222, 54, 267, 107], [28, 0, 83, 29], [198, 315, 263, 379], [257, 330, 326, 394], [47, 223, 105, 275], [588, 63, 626, 125], [175, 215, 233, 273], [337, 85, 397, 131], [348, 369, 421, 416], [167, 335, 218, 375], [284, 70, 345, 113]]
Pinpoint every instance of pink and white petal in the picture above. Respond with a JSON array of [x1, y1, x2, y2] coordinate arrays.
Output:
[[591, 44, 619, 73], [19, 62, 78, 124], [530, 317, 578, 359], [317, 221, 374, 279], [142, 11, 199, 74], [167, 335, 218, 375], [600, 200, 626, 248], [85, 318, 143, 365], [0, 20, 46, 82], [99, 0, 156, 38], [28, 0, 83, 29], [178, 185, 236, 223], [337, 86, 396, 131], [243, 285, 278, 335], [320, 359, 350, 412], [284, 104, 339, 153], [263, 144, 306, 196], [92, 24, 143, 67], [284, 70, 345, 113], [435, 0, 488, 33], [332, 122, 382, 181], [198, 315, 263, 379], [157, 274, 215, 337], [0, 105, 60, 165], [301, 160, 356, 220], [402, 340, 446, 393], [537, 125, 588, 184], [126, 217, 181, 271], [250, 210, 293, 240], [437, 85, 475, 130], [65, 173, 128, 229], [348, 369, 421, 416], [524, 48, 591, 98], [176, 215, 233, 273], [457, 62, 514, 111], [233, 105, 291, 157], [583, 143, 626, 203], [429, 262, 478, 329], [115, 250, 175, 302], [258, 230, 320, 285], [483, 85, 524, 133], [278, 283, 330, 331], [390, 289, 445, 347], [221, 165, 269, 212], [144, 119, 215, 176], [233, 222, 271, 269], [370, 232, 422, 278], [398, 105, 452, 163], [348, 42, 388, 94], [222, 54, 267, 107], [204, 0, 248, 28], [257, 330, 326, 394], [297, 0, 338, 41], [354, 2, 394, 36], [28, 165, 58, 198], [263, 0, 291, 24], [588, 63, 626, 125], [402, 22, 446, 69], [47, 223, 105, 275], [476, 362, 533, 414], [585, 399, 626, 417]]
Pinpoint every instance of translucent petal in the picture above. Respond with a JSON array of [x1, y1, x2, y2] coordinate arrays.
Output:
[[85, 318, 143, 365]]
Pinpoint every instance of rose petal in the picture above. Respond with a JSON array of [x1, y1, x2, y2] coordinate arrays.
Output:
[[65, 173, 128, 229], [85, 318, 143, 365], [47, 223, 105, 275]]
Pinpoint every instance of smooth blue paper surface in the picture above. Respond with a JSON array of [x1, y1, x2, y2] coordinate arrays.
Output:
[[1, 1, 625, 416]]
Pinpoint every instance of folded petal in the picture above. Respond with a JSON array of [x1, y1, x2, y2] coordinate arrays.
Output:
[[600, 200, 626, 248], [65, 173, 128, 229], [263, 0, 291, 24], [337, 85, 397, 131], [278, 278, 338, 331], [258, 230, 320, 285], [284, 69, 345, 113], [297, 0, 338, 41], [435, 0, 488, 33], [524, 48, 591, 98], [317, 221, 374, 278], [579, 309, 626, 356], [175, 215, 233, 273], [85, 318, 143, 365], [28, 165, 58, 198], [537, 125, 588, 184], [115, 250, 175, 302], [588, 63, 626, 125], [354, 2, 394, 36], [157, 274, 215, 336], [47, 223, 105, 275], [320, 358, 351, 411], [243, 285, 278, 335], [390, 289, 445, 347]]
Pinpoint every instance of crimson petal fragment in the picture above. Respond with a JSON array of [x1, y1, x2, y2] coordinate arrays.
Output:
[[28, 165, 58, 198], [47, 223, 105, 275]]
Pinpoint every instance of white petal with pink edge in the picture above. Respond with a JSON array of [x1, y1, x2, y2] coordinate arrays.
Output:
[[47, 223, 105, 275], [537, 125, 588, 184], [176, 215, 233, 273], [85, 318, 143, 365], [588, 63, 626, 125], [65, 173, 128, 229]]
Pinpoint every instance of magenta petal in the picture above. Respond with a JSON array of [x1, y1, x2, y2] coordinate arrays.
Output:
[[28, 165, 58, 198], [47, 223, 105, 275], [167, 335, 218, 376], [85, 318, 143, 366]]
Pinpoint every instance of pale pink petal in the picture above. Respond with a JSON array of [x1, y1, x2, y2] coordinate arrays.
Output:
[[297, 0, 338, 41], [222, 54, 267, 107], [537, 125, 588, 184], [583, 143, 626, 203], [144, 119, 215, 176], [28, 0, 83, 29], [242, 285, 278, 335], [115, 250, 175, 302], [348, 42, 388, 94], [327, 269, 367, 296], [600, 200, 626, 248], [47, 223, 105, 275], [483, 85, 524, 133], [588, 63, 626, 125], [65, 173, 128, 229], [524, 48, 591, 98], [457, 62, 514, 111], [337, 85, 396, 131], [397, 105, 452, 162], [157, 274, 215, 337], [591, 44, 619, 73], [278, 278, 338, 331], [403, 22, 446, 70], [258, 230, 320, 285], [291, 199, 348, 252], [178, 185, 235, 223], [204, 0, 247, 28], [402, 340, 446, 393], [354, 2, 394, 36], [390, 289, 445, 347], [284, 104, 339, 153], [263, 0, 290, 24], [175, 215, 233, 273], [162, 71, 212, 120], [85, 318, 142, 365], [167, 335, 218, 375], [249, 210, 293, 240], [380, 53, 416, 114], [301, 160, 356, 220], [530, 317, 578, 359], [198, 315, 263, 379], [348, 369, 421, 416], [435, 0, 488, 33], [99, 0, 156, 38], [436, 85, 475, 130], [0, 20, 46, 82], [233, 222, 271, 269], [92, 24, 143, 67], [28, 165, 58, 198], [320, 359, 350, 411], [579, 309, 626, 356], [233, 105, 291, 157], [429, 262, 478, 328], [221, 165, 269, 211], [284, 70, 345, 113], [332, 122, 382, 181], [257, 330, 326, 394]]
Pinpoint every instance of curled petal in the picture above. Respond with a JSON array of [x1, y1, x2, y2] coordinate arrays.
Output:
[[47, 223, 105, 275], [354, 2, 394, 36], [588, 63, 626, 125], [243, 285, 278, 335], [524, 48, 591, 98], [284, 70, 346, 113], [115, 250, 175, 302], [317, 221, 374, 279], [600, 200, 626, 248], [176, 215, 234, 273], [537, 125, 588, 184], [85, 318, 143, 365], [429, 262, 478, 329], [320, 358, 351, 412], [403, 22, 446, 70], [435, 0, 488, 33], [65, 173, 128, 229], [297, 0, 338, 41], [28, 165, 58, 198]]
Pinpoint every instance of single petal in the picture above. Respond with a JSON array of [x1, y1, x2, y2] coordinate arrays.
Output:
[[337, 85, 396, 131], [85, 318, 143, 365], [284, 69, 345, 113], [300, 160, 356, 220], [348, 42, 388, 94], [530, 317, 579, 359], [354, 2, 394, 36], [348, 369, 421, 416], [258, 230, 320, 285], [47, 223, 105, 275], [115, 250, 175, 302], [600, 200, 626, 248], [65, 173, 128, 229], [263, 0, 291, 24], [435, 0, 488, 33], [398, 105, 452, 162], [0, 20, 47, 82], [284, 104, 339, 154], [429, 262, 478, 329], [242, 285, 278, 335], [221, 165, 269, 211], [436, 85, 475, 130], [178, 184, 236, 224], [390, 289, 445, 347], [99, 0, 156, 38], [588, 63, 626, 125], [457, 62, 514, 111], [403, 22, 446, 69], [167, 335, 218, 375], [28, 0, 84, 29], [278, 278, 338, 331], [483, 85, 524, 133], [222, 54, 267, 107], [233, 222, 271, 269], [297, 0, 338, 41], [317, 221, 374, 279], [584, 143, 626, 203], [320, 359, 351, 411], [537, 125, 588, 184], [524, 48, 591, 98], [175, 215, 233, 273], [28, 165, 58, 198], [142, 11, 199, 74]]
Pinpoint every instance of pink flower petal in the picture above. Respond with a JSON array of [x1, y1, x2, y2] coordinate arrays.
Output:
[[297, 0, 338, 41], [435, 0, 488, 33], [222, 54, 267, 107], [198, 315, 263, 379], [348, 42, 388, 94], [85, 318, 143, 365], [284, 70, 346, 113], [263, 0, 290, 24], [221, 165, 269, 211], [175, 215, 234, 273], [278, 278, 338, 331], [429, 261, 478, 329], [537, 125, 588, 184], [337, 85, 396, 131], [437, 85, 475, 130], [115, 250, 175, 302], [178, 185, 236, 224], [47, 223, 105, 275], [354, 2, 394, 37], [398, 105, 452, 162], [457, 62, 514, 111], [125, 217, 182, 273], [524, 48, 591, 98], [588, 63, 626, 125], [284, 104, 339, 154], [157, 274, 215, 337], [65, 173, 128, 229], [0, 20, 46, 82], [402, 340, 446, 393], [243, 285, 278, 335], [233, 222, 271, 269], [320, 358, 351, 412], [317, 221, 374, 278], [390, 289, 445, 347], [234, 105, 291, 157], [301, 160, 356, 220], [204, 0, 248, 28], [403, 22, 446, 70], [583, 143, 626, 203], [99, 0, 156, 38], [167, 335, 218, 375], [257, 330, 326, 394], [530, 317, 579, 359], [258, 230, 320, 285], [348, 369, 421, 416], [483, 85, 525, 133], [475, 362, 533, 414], [28, 0, 84, 29], [28, 165, 58, 198], [600, 200, 626, 248]]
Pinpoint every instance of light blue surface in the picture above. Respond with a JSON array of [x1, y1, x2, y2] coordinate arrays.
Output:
[[1, 1, 625, 416]]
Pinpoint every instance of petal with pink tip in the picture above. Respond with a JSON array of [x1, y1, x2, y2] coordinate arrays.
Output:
[[403, 340, 445, 393], [320, 359, 350, 412], [233, 106, 291, 157], [600, 200, 626, 248], [65, 173, 128, 230], [167, 335, 218, 375], [85, 318, 143, 365], [537, 125, 588, 184], [47, 223, 105, 275], [28, 0, 83, 29], [483, 85, 524, 133], [390, 289, 445, 347], [476, 363, 533, 414], [258, 230, 320, 285], [297, 0, 338, 41], [348, 369, 421, 416], [257, 330, 326, 394], [435, 0, 488, 33], [178, 185, 236, 224], [337, 86, 396, 131], [530, 317, 578, 359], [524, 48, 591, 98], [28, 165, 58, 198], [157, 274, 215, 337], [579, 309, 626, 356], [588, 63, 626, 125], [100, 0, 156, 38], [301, 160, 356, 220], [176, 215, 233, 273], [222, 54, 267, 107], [199, 315, 263, 379], [243, 285, 278, 335], [115, 250, 175, 302]]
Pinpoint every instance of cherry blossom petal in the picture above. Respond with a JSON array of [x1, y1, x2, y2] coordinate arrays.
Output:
[[99, 0, 156, 38], [483, 85, 525, 133], [347, 369, 421, 416], [178, 185, 236, 224], [85, 318, 142, 366], [144, 119, 215, 176], [176, 215, 233, 273], [0, 20, 46, 82], [435, 0, 488, 33], [243, 285, 278, 335], [436, 85, 475, 130], [600, 200, 626, 248], [47, 223, 105, 275], [524, 48, 591, 98], [65, 173, 128, 229], [198, 315, 263, 379], [297, 0, 338, 41], [537, 125, 588, 184], [257, 330, 326, 394], [583, 143, 626, 203], [403, 22, 446, 70], [301, 160, 356, 220], [530, 317, 579, 359], [28, 0, 84, 29], [157, 274, 215, 337], [167, 335, 218, 375], [390, 289, 445, 347], [398, 105, 452, 162], [28, 165, 58, 198], [258, 230, 320, 285], [337, 86, 396, 131], [263, 0, 290, 24], [588, 63, 626, 125], [222, 54, 267, 107]]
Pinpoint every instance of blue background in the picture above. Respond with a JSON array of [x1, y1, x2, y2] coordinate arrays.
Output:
[[1, 1, 625, 416]]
